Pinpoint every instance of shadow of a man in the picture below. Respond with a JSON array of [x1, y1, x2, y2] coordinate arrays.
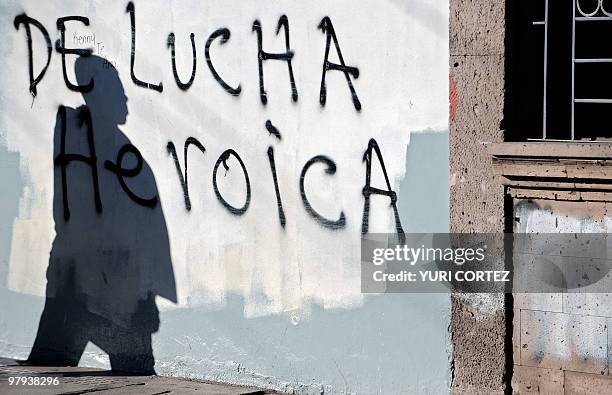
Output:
[[27, 55, 176, 374]]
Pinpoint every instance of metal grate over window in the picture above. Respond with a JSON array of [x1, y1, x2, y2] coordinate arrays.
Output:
[[506, 0, 612, 141]]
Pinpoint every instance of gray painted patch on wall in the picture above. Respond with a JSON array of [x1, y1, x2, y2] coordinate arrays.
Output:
[[400, 131, 449, 233], [148, 131, 452, 394], [0, 142, 43, 358], [0, 132, 451, 394], [0, 144, 21, 285]]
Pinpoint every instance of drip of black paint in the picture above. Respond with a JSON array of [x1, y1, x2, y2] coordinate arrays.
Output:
[[252, 15, 298, 105], [126, 2, 163, 92], [167, 32, 196, 90], [265, 120, 282, 140], [212, 149, 251, 215], [318, 17, 361, 111], [205, 28, 241, 96], [167, 137, 206, 211], [267, 146, 286, 227], [299, 155, 346, 230]]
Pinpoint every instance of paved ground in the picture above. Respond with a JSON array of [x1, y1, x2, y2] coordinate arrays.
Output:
[[0, 358, 276, 394]]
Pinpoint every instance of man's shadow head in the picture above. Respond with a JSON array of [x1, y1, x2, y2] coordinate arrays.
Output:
[[75, 55, 128, 125]]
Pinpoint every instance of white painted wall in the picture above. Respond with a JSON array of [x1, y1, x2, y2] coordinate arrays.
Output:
[[0, 0, 450, 393]]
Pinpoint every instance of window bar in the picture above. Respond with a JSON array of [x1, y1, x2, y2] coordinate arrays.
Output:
[[543, 0, 549, 138], [571, 0, 576, 140], [533, 0, 549, 139], [574, 58, 612, 63], [575, 16, 612, 20], [575, 98, 612, 103]]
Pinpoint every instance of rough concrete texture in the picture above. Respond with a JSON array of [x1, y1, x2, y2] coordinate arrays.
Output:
[[449, 55, 505, 233], [449, 1, 505, 56], [511, 365, 564, 394], [520, 310, 607, 375], [565, 371, 612, 395], [449, 0, 508, 393], [450, 296, 507, 394], [0, 358, 276, 395]]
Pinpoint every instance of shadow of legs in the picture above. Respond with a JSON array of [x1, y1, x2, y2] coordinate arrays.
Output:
[[28, 296, 88, 366]]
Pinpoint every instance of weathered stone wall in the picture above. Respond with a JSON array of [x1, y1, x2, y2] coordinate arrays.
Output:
[[449, 0, 509, 393], [450, 1, 612, 392]]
